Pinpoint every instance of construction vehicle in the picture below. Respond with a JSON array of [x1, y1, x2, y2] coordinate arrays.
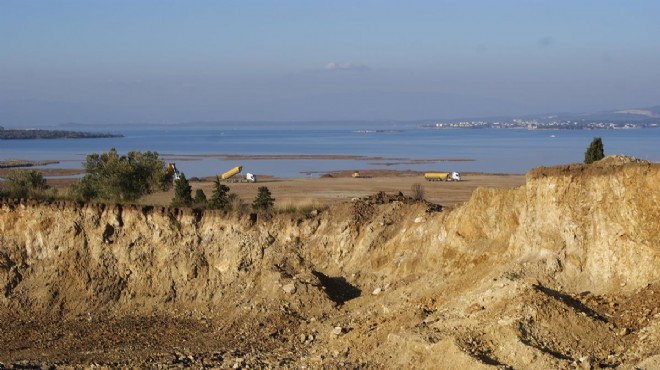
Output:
[[166, 163, 182, 182], [351, 171, 371, 178], [221, 165, 256, 183], [424, 171, 461, 181], [221, 166, 243, 180]]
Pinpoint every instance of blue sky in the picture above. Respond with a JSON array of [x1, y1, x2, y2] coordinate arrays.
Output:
[[1, 1, 659, 125]]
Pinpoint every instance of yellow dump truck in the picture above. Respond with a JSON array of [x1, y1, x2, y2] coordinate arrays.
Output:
[[424, 172, 461, 181], [221, 166, 242, 180], [220, 166, 257, 183]]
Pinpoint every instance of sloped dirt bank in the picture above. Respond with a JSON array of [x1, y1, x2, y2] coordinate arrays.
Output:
[[0, 159, 658, 369]]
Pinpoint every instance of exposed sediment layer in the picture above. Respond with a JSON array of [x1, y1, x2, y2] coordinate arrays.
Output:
[[0, 158, 658, 368]]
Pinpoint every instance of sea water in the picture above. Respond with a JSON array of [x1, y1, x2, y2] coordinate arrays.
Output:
[[1, 122, 658, 178]]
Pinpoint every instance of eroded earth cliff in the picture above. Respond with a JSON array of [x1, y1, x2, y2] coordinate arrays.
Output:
[[1, 157, 658, 369]]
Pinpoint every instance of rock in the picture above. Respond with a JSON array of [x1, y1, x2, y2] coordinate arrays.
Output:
[[332, 326, 343, 336], [372, 287, 382, 295], [464, 303, 485, 315], [309, 209, 319, 217], [579, 356, 593, 370], [282, 283, 296, 294], [414, 217, 426, 223]]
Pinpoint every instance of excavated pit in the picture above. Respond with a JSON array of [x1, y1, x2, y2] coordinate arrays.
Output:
[[0, 157, 658, 369], [311, 271, 361, 305]]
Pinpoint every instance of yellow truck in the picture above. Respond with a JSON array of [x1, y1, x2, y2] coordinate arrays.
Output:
[[424, 171, 461, 181], [220, 165, 256, 183], [221, 166, 242, 180]]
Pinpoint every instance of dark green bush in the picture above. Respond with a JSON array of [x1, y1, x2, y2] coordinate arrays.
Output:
[[172, 173, 193, 207], [584, 137, 605, 164], [70, 148, 170, 202], [194, 188, 207, 206], [209, 176, 231, 210], [252, 186, 275, 211]]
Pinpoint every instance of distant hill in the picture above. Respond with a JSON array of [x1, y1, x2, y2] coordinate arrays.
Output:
[[565, 105, 660, 122], [611, 105, 660, 118]]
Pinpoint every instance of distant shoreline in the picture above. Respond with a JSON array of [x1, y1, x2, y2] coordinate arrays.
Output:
[[0, 159, 60, 169], [159, 153, 475, 162], [0, 128, 123, 140]]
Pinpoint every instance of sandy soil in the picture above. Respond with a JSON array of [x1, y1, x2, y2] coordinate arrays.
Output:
[[0, 159, 657, 369], [3, 164, 523, 207], [140, 171, 525, 208], [2, 157, 521, 207]]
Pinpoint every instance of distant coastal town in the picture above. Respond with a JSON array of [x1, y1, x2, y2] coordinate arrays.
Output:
[[420, 119, 659, 130]]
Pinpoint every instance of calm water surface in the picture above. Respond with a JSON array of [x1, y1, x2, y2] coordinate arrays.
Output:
[[1, 123, 658, 177]]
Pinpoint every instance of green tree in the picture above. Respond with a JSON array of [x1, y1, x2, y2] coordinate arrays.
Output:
[[193, 188, 207, 205], [1, 169, 48, 198], [209, 176, 231, 209], [70, 148, 170, 202], [584, 137, 605, 164], [252, 186, 274, 211], [172, 173, 193, 207]]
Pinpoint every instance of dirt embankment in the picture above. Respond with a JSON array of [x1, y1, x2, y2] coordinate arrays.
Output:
[[0, 159, 658, 369]]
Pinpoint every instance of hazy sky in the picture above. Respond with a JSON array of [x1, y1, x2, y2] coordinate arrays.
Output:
[[2, 1, 660, 125]]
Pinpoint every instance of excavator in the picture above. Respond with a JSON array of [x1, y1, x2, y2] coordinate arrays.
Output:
[[165, 163, 182, 182]]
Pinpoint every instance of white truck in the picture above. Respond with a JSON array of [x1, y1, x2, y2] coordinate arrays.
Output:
[[424, 171, 461, 181]]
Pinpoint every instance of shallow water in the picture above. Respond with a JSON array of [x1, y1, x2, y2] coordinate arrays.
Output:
[[1, 123, 658, 177]]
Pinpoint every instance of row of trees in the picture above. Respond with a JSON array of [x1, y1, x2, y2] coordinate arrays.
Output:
[[171, 174, 274, 210], [1, 149, 276, 212]]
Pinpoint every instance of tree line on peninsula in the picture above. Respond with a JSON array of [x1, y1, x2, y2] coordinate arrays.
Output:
[[0, 126, 123, 139]]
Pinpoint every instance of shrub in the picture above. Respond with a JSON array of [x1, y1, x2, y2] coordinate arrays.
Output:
[[411, 183, 425, 201], [209, 176, 231, 210], [70, 148, 170, 202], [228, 193, 243, 212], [1, 169, 49, 199], [171, 173, 193, 207], [193, 188, 207, 205], [252, 186, 275, 211], [584, 137, 605, 164]]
